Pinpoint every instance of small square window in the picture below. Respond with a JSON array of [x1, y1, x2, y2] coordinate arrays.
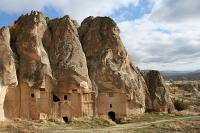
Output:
[[64, 95, 68, 100], [40, 88, 45, 91], [72, 89, 77, 92]]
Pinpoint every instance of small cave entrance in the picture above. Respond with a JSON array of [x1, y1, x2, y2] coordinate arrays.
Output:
[[108, 111, 116, 121], [63, 116, 69, 123]]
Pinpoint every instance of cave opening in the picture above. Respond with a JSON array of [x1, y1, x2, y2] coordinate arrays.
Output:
[[63, 116, 69, 123], [108, 111, 116, 121]]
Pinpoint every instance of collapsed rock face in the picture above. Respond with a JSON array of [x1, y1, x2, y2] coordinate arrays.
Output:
[[79, 17, 147, 115], [143, 70, 174, 112], [0, 27, 18, 120]]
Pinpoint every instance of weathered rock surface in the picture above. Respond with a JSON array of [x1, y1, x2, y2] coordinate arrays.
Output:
[[9, 11, 92, 119], [0, 11, 176, 121], [43, 15, 91, 93], [9, 11, 53, 118], [143, 70, 174, 112], [79, 17, 147, 111], [0, 27, 18, 120], [12, 11, 52, 88]]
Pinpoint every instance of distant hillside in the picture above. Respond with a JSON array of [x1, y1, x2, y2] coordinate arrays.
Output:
[[160, 70, 200, 80]]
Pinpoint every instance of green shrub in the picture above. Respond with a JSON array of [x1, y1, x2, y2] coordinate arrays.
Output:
[[174, 100, 188, 111]]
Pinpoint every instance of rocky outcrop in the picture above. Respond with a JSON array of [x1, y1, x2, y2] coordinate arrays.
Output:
[[11, 11, 52, 89], [0, 27, 18, 120], [8, 11, 92, 119], [9, 11, 53, 118], [43, 15, 91, 93], [143, 70, 174, 112], [79, 17, 147, 111], [0, 11, 176, 121]]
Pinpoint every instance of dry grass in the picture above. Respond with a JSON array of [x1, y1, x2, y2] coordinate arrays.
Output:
[[0, 113, 199, 132], [132, 117, 200, 133], [0, 116, 115, 132]]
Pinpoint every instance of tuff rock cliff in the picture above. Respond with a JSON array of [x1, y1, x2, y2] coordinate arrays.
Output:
[[0, 27, 18, 120], [11, 11, 52, 89], [43, 15, 91, 93], [0, 11, 174, 121], [79, 17, 147, 109]]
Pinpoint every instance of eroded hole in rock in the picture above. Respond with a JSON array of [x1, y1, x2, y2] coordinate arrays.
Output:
[[63, 117, 68, 123], [53, 94, 60, 102], [108, 111, 115, 121]]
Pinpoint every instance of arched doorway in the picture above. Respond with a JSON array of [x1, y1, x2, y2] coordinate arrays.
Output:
[[108, 111, 116, 121], [63, 116, 69, 123]]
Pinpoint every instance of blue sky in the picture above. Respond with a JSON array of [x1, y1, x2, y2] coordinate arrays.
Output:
[[0, 0, 200, 71], [0, 6, 61, 27], [112, 0, 153, 22]]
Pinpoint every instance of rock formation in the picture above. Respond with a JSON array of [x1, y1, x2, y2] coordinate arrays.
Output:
[[0, 11, 175, 121], [43, 15, 93, 118], [0, 27, 18, 120], [143, 70, 174, 112], [9, 11, 53, 119], [43, 15, 92, 93], [7, 11, 93, 119], [79, 17, 147, 115]]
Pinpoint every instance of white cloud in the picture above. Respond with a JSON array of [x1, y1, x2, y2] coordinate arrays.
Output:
[[0, 0, 139, 21], [119, 0, 200, 71], [150, 0, 200, 23], [53, 0, 140, 21], [0, 0, 52, 13]]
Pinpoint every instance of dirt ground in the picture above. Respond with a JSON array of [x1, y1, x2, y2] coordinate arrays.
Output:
[[0, 113, 200, 133]]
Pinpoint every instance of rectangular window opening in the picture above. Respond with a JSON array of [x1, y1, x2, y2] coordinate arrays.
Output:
[[31, 93, 34, 98], [40, 88, 45, 91], [72, 89, 77, 92], [64, 95, 68, 100]]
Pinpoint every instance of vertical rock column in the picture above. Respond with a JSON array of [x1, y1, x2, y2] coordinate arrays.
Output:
[[43, 15, 93, 118], [0, 27, 18, 121], [13, 11, 52, 119]]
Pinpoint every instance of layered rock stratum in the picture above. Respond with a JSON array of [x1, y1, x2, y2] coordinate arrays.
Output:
[[0, 11, 174, 121]]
